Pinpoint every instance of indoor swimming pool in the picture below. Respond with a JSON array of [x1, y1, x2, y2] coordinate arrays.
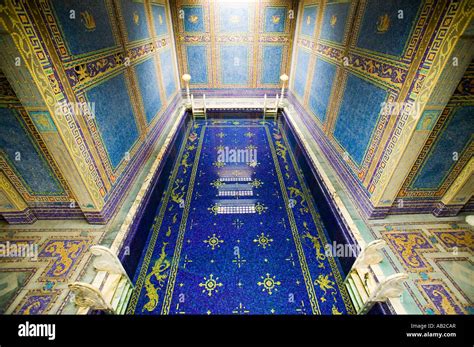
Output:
[[125, 114, 355, 315]]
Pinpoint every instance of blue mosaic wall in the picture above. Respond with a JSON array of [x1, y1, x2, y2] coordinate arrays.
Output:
[[319, 1, 350, 44], [85, 73, 140, 169], [220, 45, 249, 85], [182, 6, 205, 32], [121, 0, 150, 42], [0, 0, 180, 223], [261, 45, 284, 84], [293, 48, 310, 99], [185, 45, 208, 84], [218, 3, 250, 33], [51, 0, 116, 56], [333, 74, 387, 166], [264, 7, 287, 33], [134, 58, 163, 124], [308, 58, 337, 123], [0, 107, 64, 196], [54, 0, 178, 173], [173, 0, 296, 89], [290, 0, 423, 180], [290, 0, 474, 216], [152, 3, 169, 36], [356, 0, 422, 57], [159, 48, 177, 98], [396, 59, 474, 202], [300, 4, 318, 37], [411, 106, 474, 190]]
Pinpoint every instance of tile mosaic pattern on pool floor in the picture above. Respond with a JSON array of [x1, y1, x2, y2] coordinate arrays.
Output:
[[128, 119, 354, 315]]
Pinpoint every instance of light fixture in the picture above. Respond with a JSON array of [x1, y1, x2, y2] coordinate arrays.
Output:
[[182, 74, 191, 103], [280, 74, 289, 104]]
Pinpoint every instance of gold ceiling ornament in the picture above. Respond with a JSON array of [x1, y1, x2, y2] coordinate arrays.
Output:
[[80, 10, 96, 31], [376, 13, 390, 33], [188, 14, 199, 23], [306, 15, 311, 25], [158, 14, 163, 25], [330, 14, 337, 27], [272, 15, 281, 24], [133, 11, 140, 25]]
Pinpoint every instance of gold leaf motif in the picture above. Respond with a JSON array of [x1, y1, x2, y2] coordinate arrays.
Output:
[[171, 178, 186, 204], [315, 274, 336, 296], [254, 202, 268, 214], [133, 11, 140, 25], [213, 160, 225, 168], [244, 131, 254, 138], [288, 184, 309, 214], [376, 14, 390, 33], [332, 304, 343, 315], [80, 10, 96, 31], [142, 242, 170, 312], [180, 152, 192, 174], [275, 140, 288, 163], [188, 15, 199, 24]]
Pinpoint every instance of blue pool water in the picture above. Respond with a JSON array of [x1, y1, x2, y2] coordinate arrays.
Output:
[[126, 116, 355, 315]]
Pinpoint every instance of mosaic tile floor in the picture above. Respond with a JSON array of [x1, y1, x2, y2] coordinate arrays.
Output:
[[127, 119, 354, 315], [368, 217, 473, 315], [0, 226, 104, 314]]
